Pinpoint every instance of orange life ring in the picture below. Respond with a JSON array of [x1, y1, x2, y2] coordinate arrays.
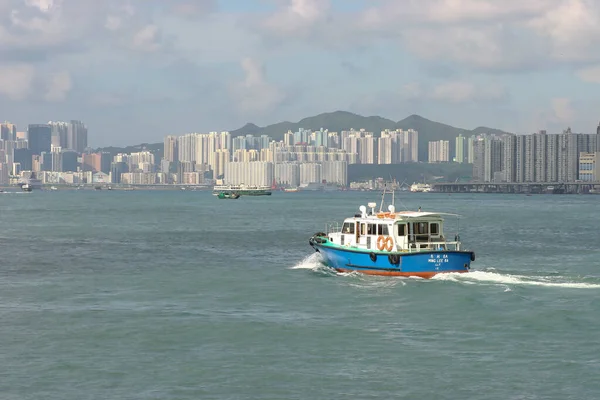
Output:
[[384, 236, 394, 252], [377, 235, 386, 250]]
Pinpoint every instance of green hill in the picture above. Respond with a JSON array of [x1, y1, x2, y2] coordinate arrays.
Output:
[[97, 111, 512, 162], [231, 111, 512, 161]]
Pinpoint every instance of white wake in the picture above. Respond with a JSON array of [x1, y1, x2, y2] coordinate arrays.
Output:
[[432, 270, 600, 289]]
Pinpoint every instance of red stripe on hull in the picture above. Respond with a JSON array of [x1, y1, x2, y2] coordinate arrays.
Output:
[[334, 268, 469, 279]]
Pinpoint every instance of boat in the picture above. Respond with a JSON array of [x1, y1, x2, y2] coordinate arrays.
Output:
[[308, 192, 475, 278], [217, 192, 240, 199], [21, 183, 32, 192], [213, 184, 271, 196], [283, 187, 300, 192], [410, 183, 432, 192], [300, 182, 339, 191]]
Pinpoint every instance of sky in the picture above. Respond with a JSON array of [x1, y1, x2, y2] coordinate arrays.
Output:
[[1, 0, 600, 147]]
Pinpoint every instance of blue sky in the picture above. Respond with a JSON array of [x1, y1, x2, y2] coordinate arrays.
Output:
[[1, 0, 599, 146]]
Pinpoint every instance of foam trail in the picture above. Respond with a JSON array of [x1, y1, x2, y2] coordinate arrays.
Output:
[[290, 253, 326, 270], [432, 270, 600, 289]]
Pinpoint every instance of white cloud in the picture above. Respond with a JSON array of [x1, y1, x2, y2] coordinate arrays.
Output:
[[169, 0, 217, 17], [229, 58, 285, 115], [44, 71, 72, 101], [361, 0, 552, 25], [577, 66, 600, 83], [260, 0, 330, 36], [528, 0, 600, 62], [551, 98, 575, 123], [430, 81, 506, 103], [400, 81, 506, 103], [131, 25, 162, 52], [25, 0, 56, 13], [0, 64, 35, 100], [254, 0, 600, 72]]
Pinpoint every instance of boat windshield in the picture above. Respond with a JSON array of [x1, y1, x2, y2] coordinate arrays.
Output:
[[342, 222, 354, 233]]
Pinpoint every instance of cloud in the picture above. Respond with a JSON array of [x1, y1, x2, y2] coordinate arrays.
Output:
[[261, 0, 330, 36], [360, 0, 551, 25], [0, 63, 72, 102], [577, 66, 600, 83], [0, 64, 35, 100], [169, 0, 217, 18], [430, 81, 507, 103], [551, 98, 575, 123], [44, 71, 72, 101], [24, 0, 55, 12], [228, 58, 286, 115], [528, 0, 600, 63], [253, 0, 600, 72], [131, 25, 162, 52], [401, 81, 507, 103], [0, 0, 177, 62]]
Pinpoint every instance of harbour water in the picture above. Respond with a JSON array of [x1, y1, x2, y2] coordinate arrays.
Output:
[[1, 190, 599, 399]]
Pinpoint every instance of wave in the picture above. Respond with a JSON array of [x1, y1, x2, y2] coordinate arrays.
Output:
[[292, 254, 600, 290], [289, 253, 336, 276], [432, 270, 600, 289]]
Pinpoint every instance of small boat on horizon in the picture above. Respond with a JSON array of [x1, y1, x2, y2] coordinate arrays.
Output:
[[308, 191, 475, 278], [213, 184, 271, 196], [217, 192, 240, 199]]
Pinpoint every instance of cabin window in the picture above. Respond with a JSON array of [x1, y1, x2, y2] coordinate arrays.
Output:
[[397, 224, 406, 236], [416, 222, 428, 235], [378, 224, 389, 235], [360, 223, 366, 235], [430, 223, 439, 235], [342, 223, 354, 234], [367, 224, 377, 235]]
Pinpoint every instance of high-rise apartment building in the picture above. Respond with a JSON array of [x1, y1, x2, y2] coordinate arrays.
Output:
[[48, 121, 69, 149], [455, 134, 465, 163], [579, 152, 600, 181], [0, 122, 17, 141], [28, 124, 52, 156], [224, 161, 273, 186], [164, 135, 178, 163], [428, 140, 449, 163], [67, 120, 88, 153]]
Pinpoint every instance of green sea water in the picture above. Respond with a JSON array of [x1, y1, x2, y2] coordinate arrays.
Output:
[[1, 190, 599, 399]]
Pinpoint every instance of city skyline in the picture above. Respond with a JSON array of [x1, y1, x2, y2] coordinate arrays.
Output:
[[3, 121, 600, 187], [1, 1, 600, 147]]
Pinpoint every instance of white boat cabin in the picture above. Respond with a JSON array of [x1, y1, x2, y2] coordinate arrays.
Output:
[[327, 203, 461, 252]]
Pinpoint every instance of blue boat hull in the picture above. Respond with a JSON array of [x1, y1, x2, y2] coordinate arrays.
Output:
[[309, 240, 474, 278]]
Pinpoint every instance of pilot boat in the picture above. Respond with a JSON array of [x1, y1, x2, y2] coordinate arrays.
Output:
[[308, 195, 475, 278]]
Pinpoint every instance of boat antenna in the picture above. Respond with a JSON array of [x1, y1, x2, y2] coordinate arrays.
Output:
[[379, 183, 386, 212], [389, 174, 395, 209]]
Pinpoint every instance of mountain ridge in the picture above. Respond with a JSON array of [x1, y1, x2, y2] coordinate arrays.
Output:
[[230, 110, 513, 160], [97, 111, 513, 161]]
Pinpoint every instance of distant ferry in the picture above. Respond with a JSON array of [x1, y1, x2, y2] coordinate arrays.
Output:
[[283, 187, 300, 192], [308, 192, 475, 278], [300, 182, 339, 191], [213, 184, 272, 196], [410, 183, 432, 192]]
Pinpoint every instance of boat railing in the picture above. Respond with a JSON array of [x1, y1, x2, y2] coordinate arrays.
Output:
[[326, 222, 342, 235], [405, 239, 461, 252]]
